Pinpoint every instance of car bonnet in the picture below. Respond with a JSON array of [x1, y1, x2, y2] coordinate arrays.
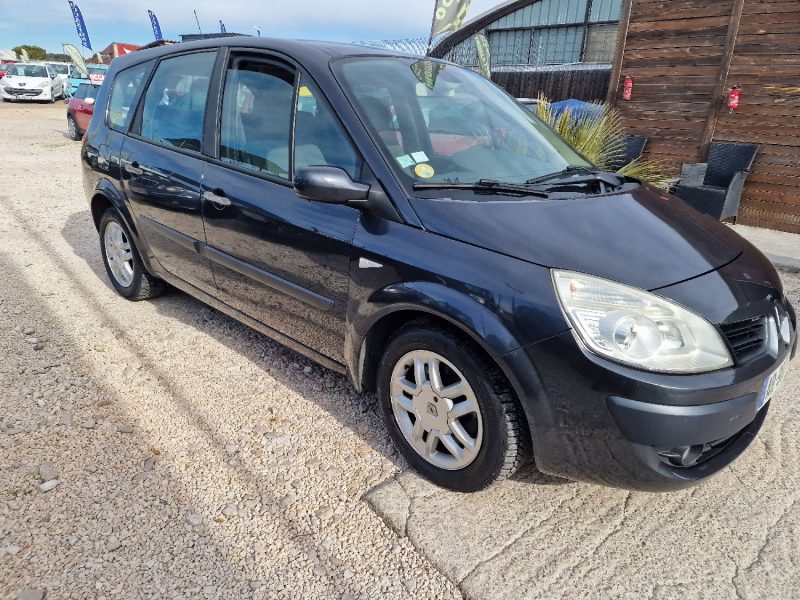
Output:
[[408, 184, 747, 291]]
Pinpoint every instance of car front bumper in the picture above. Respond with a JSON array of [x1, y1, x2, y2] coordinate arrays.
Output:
[[507, 301, 796, 492], [1, 86, 48, 100]]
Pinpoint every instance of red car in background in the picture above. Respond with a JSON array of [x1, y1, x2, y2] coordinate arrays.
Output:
[[0, 62, 16, 78], [66, 83, 99, 140]]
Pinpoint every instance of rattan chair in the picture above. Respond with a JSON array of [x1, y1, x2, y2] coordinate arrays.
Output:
[[673, 142, 759, 222], [609, 136, 648, 171]]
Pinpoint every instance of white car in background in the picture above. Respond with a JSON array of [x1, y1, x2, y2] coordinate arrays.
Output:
[[0, 63, 65, 102], [47, 62, 72, 89]]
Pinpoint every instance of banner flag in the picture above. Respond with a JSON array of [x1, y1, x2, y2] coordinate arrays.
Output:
[[220, 20, 226, 34], [410, 59, 446, 91], [63, 43, 88, 76], [474, 33, 491, 79], [148, 10, 164, 41], [20, 48, 30, 62], [429, 0, 471, 42], [68, 1, 92, 51]]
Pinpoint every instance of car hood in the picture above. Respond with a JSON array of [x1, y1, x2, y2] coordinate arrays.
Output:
[[4, 76, 48, 87], [409, 184, 747, 290]]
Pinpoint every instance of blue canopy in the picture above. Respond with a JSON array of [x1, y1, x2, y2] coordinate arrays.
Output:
[[551, 99, 604, 121]]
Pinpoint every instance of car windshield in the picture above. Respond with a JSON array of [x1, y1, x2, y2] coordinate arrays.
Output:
[[49, 64, 69, 75], [7, 64, 48, 78], [335, 57, 591, 191]]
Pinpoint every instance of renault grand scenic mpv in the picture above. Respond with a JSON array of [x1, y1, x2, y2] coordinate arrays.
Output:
[[81, 39, 796, 492]]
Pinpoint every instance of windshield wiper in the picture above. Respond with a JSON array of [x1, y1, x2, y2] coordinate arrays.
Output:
[[526, 167, 625, 193], [413, 179, 549, 198]]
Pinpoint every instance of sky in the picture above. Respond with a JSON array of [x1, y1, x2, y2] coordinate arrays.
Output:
[[0, 0, 502, 55]]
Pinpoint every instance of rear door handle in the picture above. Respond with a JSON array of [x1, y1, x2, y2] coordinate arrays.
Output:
[[203, 189, 232, 208]]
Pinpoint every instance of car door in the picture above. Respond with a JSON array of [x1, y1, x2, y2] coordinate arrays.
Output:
[[76, 84, 98, 131], [201, 53, 363, 363], [119, 50, 218, 295]]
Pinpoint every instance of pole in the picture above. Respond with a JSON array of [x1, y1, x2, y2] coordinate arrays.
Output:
[[194, 10, 202, 34]]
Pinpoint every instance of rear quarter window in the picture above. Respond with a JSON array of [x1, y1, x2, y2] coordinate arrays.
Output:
[[107, 63, 151, 132]]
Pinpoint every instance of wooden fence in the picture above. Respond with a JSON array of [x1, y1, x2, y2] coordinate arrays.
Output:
[[610, 0, 800, 233]]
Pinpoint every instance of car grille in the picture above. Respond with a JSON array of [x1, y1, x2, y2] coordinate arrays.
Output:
[[720, 316, 768, 361], [4, 88, 43, 97]]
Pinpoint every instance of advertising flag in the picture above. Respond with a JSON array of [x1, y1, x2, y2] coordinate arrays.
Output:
[[430, 0, 471, 40], [20, 48, 30, 62], [63, 43, 88, 77], [148, 10, 164, 41], [220, 20, 227, 34], [68, 1, 92, 51], [474, 33, 491, 79]]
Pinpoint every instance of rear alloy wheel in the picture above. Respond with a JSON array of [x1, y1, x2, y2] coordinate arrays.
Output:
[[99, 208, 164, 301], [67, 115, 80, 140], [378, 323, 529, 492]]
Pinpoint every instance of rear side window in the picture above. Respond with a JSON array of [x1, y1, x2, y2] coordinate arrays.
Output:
[[108, 63, 149, 131], [140, 52, 216, 153], [219, 60, 295, 179]]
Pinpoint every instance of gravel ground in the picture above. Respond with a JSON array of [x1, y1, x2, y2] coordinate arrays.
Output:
[[0, 103, 459, 599], [1, 101, 799, 600]]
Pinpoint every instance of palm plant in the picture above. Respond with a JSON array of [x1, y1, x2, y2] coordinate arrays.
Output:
[[534, 95, 670, 190]]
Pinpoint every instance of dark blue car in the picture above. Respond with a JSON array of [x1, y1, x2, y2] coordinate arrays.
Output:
[[80, 38, 797, 492]]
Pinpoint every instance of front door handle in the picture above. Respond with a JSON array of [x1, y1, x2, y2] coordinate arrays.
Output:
[[204, 189, 232, 208]]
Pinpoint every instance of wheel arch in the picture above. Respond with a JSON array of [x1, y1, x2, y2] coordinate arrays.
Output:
[[90, 181, 136, 235], [350, 282, 541, 446]]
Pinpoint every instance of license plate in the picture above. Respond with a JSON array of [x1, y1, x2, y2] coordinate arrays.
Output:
[[759, 358, 789, 411]]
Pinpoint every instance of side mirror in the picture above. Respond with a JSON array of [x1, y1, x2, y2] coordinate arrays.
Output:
[[294, 166, 370, 205], [84, 97, 95, 105]]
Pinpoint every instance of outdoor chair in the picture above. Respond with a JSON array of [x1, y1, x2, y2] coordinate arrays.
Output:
[[609, 135, 648, 171], [673, 142, 759, 222]]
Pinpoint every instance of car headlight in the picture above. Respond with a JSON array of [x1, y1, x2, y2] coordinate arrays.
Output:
[[552, 270, 733, 373], [38, 81, 51, 89]]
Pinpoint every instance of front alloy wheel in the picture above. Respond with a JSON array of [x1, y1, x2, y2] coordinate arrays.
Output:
[[378, 323, 529, 492], [390, 350, 483, 470]]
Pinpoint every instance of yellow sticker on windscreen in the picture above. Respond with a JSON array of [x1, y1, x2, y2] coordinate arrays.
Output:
[[415, 163, 435, 179]]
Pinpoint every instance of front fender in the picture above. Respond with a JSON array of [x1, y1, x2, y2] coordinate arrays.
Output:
[[346, 280, 556, 416]]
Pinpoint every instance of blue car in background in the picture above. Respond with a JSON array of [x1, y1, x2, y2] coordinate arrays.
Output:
[[65, 64, 108, 98]]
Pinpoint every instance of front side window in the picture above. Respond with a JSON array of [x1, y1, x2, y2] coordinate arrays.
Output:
[[219, 59, 295, 179], [336, 57, 590, 191], [295, 77, 361, 180], [140, 52, 215, 153], [108, 63, 149, 131]]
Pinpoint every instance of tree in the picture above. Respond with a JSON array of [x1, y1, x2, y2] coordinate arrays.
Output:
[[12, 45, 47, 60]]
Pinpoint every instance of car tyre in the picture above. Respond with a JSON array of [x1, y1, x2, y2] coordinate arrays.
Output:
[[377, 322, 530, 492], [67, 115, 80, 141], [99, 207, 165, 301]]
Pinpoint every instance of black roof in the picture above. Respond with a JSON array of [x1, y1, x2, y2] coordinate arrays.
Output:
[[114, 37, 424, 72]]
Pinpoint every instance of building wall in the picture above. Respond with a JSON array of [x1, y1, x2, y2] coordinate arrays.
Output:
[[613, 0, 800, 234], [440, 0, 622, 68]]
